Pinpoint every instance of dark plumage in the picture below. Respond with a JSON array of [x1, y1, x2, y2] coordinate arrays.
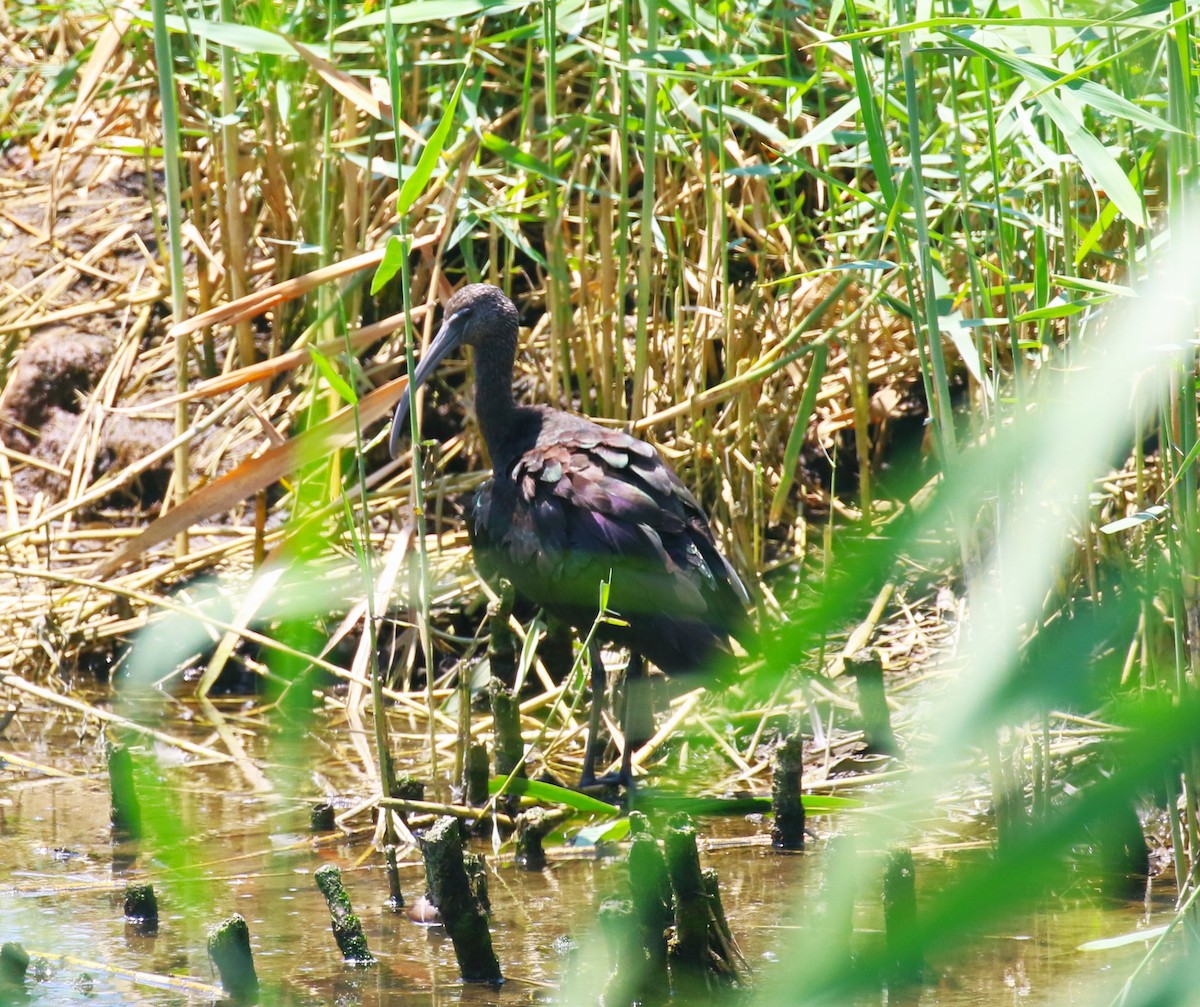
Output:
[[391, 283, 749, 785]]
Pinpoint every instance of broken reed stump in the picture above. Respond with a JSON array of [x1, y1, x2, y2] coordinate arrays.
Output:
[[314, 864, 376, 965], [463, 743, 490, 807], [883, 846, 925, 985], [664, 814, 739, 992], [419, 816, 502, 984], [489, 676, 525, 819], [487, 580, 517, 685], [107, 742, 142, 841], [386, 773, 426, 830], [389, 773, 425, 809], [123, 883, 158, 934], [664, 816, 722, 989], [515, 806, 569, 870], [207, 914, 259, 1003], [310, 801, 336, 832], [845, 651, 897, 755], [771, 728, 805, 850], [626, 813, 671, 974], [384, 844, 405, 910], [488, 677, 525, 779], [0, 942, 29, 987], [701, 868, 742, 978]]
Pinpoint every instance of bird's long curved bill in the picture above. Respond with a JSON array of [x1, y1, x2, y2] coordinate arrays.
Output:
[[388, 316, 463, 459]]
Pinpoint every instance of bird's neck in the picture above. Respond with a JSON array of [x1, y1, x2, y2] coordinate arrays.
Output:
[[474, 348, 516, 460]]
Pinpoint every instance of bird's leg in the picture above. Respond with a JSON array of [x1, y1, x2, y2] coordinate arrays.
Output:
[[618, 651, 648, 787], [579, 638, 607, 788]]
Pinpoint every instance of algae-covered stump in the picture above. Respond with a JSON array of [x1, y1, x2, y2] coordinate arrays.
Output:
[[314, 864, 376, 965], [515, 806, 568, 870], [663, 814, 741, 992], [310, 801, 336, 832], [123, 882, 158, 933], [389, 772, 425, 804], [206, 914, 259, 1002], [384, 843, 405, 910], [463, 743, 490, 807], [664, 816, 712, 990], [883, 846, 924, 985], [771, 727, 806, 850], [1, 942, 29, 988], [488, 676, 524, 780], [486, 581, 517, 685], [107, 742, 142, 841], [627, 813, 671, 973], [812, 833, 858, 977], [419, 815, 502, 984], [846, 650, 897, 755]]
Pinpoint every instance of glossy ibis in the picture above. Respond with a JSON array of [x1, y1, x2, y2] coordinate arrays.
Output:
[[390, 283, 749, 785]]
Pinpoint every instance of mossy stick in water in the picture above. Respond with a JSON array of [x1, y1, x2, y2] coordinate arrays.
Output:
[[486, 580, 516, 685], [488, 676, 525, 818], [107, 742, 142, 841], [384, 843, 405, 910], [206, 915, 258, 1003], [771, 727, 805, 850], [462, 743, 489, 807], [701, 868, 741, 981], [123, 882, 158, 933], [883, 846, 924, 985], [626, 813, 671, 974], [314, 864, 375, 965], [419, 816, 501, 984], [487, 677, 524, 780], [663, 815, 709, 991], [1, 942, 29, 988], [388, 772, 425, 827], [514, 806, 567, 870], [846, 650, 897, 755], [310, 801, 335, 832]]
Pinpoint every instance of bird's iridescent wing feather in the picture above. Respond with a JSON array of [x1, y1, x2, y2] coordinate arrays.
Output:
[[470, 418, 746, 670]]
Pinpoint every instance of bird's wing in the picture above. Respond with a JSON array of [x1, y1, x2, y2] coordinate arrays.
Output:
[[480, 426, 745, 621]]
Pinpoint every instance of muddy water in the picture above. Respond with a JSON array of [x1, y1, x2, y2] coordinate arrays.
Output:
[[0, 714, 1177, 1006]]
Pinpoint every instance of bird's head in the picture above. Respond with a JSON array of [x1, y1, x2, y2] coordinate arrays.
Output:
[[389, 284, 519, 458]]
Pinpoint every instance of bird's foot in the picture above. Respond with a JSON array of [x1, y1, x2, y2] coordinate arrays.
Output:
[[577, 769, 637, 809], [578, 768, 631, 790]]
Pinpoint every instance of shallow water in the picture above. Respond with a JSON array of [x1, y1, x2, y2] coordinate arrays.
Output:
[[0, 710, 1182, 1005]]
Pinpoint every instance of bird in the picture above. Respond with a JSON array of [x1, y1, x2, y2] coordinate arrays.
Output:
[[390, 283, 749, 787]]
